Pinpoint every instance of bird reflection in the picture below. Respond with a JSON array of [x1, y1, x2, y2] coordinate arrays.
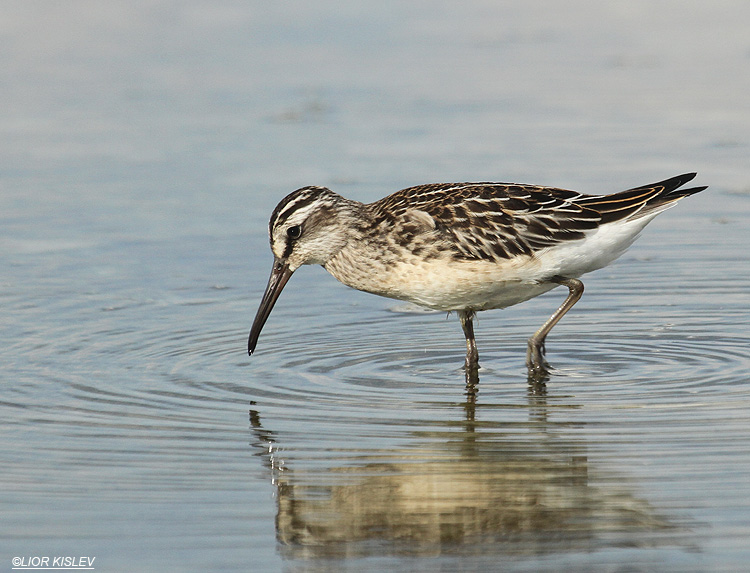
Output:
[[248, 381, 683, 561], [465, 357, 550, 397]]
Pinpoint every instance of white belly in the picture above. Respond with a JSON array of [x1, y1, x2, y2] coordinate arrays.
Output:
[[326, 214, 657, 312]]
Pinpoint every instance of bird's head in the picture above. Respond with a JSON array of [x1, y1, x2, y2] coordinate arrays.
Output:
[[248, 186, 359, 355]]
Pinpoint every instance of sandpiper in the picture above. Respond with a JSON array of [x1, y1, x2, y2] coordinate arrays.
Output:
[[248, 173, 705, 380]]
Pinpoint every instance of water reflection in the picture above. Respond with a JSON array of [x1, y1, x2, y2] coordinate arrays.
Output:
[[249, 386, 683, 561]]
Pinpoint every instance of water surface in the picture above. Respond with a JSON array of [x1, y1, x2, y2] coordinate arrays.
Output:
[[2, 2, 749, 571]]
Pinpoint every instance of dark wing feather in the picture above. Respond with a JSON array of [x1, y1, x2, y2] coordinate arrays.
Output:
[[576, 172, 706, 224], [373, 183, 600, 261], [371, 174, 705, 262]]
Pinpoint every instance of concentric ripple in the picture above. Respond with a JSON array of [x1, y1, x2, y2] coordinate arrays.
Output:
[[3, 206, 749, 569]]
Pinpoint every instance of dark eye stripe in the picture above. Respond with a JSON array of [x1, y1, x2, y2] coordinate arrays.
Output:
[[282, 239, 294, 259], [271, 188, 325, 230]]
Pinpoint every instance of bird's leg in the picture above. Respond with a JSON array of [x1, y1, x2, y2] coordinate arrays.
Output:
[[459, 310, 480, 386], [526, 277, 584, 376]]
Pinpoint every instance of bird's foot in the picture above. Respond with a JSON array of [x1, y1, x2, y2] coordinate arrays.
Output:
[[526, 338, 551, 379], [464, 356, 480, 387]]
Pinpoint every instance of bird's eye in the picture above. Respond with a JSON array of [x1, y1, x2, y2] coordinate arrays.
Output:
[[287, 225, 302, 240]]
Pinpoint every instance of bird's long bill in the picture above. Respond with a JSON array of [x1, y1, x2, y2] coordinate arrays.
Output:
[[248, 259, 294, 355]]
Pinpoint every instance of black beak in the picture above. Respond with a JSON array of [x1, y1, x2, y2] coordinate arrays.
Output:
[[248, 259, 294, 355]]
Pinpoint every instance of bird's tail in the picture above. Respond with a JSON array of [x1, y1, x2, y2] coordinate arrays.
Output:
[[577, 173, 707, 224]]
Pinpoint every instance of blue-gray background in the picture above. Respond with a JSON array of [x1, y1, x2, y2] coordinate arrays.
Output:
[[2, 2, 748, 571]]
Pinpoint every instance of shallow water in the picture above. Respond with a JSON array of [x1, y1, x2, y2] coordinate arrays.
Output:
[[2, 2, 750, 572]]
